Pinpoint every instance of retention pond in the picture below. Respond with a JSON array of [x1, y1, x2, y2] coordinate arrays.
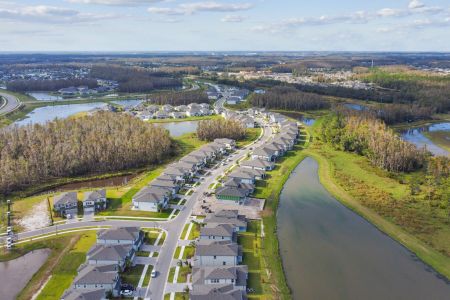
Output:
[[277, 157, 450, 300]]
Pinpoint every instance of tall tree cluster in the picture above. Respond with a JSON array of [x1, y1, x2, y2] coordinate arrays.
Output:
[[251, 86, 330, 111], [7, 79, 97, 92], [90, 65, 182, 93], [320, 112, 427, 172], [196, 119, 246, 141], [0, 112, 173, 194], [148, 90, 209, 106]]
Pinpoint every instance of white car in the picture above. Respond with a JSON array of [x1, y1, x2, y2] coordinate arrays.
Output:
[[120, 290, 133, 296], [151, 269, 157, 278]]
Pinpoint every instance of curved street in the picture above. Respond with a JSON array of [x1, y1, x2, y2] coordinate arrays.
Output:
[[0, 92, 21, 115]]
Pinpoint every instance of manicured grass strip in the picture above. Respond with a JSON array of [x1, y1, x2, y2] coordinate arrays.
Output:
[[143, 265, 153, 286], [121, 265, 145, 287]]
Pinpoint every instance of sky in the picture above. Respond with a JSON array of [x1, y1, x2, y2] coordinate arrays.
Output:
[[0, 0, 449, 52]]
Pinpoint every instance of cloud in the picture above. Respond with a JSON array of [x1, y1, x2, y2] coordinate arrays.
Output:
[[408, 0, 425, 10], [221, 15, 245, 22], [148, 1, 253, 15], [0, 5, 116, 23], [67, 0, 162, 6]]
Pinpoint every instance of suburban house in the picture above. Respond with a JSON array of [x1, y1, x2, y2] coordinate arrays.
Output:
[[72, 264, 120, 296], [87, 244, 134, 270], [61, 288, 108, 300], [200, 224, 235, 241], [53, 192, 78, 218], [194, 240, 242, 266], [240, 158, 274, 171], [190, 284, 246, 300], [223, 178, 254, 195], [227, 168, 257, 184], [164, 165, 192, 182], [82, 190, 107, 213], [181, 155, 206, 169], [186, 107, 201, 117], [215, 186, 248, 204], [251, 146, 277, 162], [96, 227, 143, 251], [192, 265, 248, 290], [132, 186, 171, 212], [204, 210, 247, 232], [264, 142, 284, 157], [150, 179, 180, 194], [214, 138, 236, 150], [269, 112, 286, 124]]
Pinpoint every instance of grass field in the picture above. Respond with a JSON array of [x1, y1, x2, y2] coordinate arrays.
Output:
[[423, 131, 450, 152], [236, 127, 262, 148]]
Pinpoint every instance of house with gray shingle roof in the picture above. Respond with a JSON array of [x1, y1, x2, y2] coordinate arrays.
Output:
[[214, 138, 236, 150], [190, 283, 246, 300], [72, 264, 120, 296], [215, 186, 248, 204], [240, 158, 274, 171], [192, 265, 248, 290], [82, 190, 107, 213], [204, 210, 247, 232], [97, 227, 143, 250], [194, 240, 243, 266], [251, 146, 277, 162], [61, 288, 108, 300], [200, 224, 235, 242], [150, 179, 180, 194], [53, 192, 78, 218], [87, 244, 133, 270], [132, 186, 171, 212]]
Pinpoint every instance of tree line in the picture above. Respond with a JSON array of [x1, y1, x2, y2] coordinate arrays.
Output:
[[197, 119, 246, 141], [6, 78, 98, 92], [0, 112, 173, 194], [319, 110, 427, 172], [90, 65, 182, 93], [147, 90, 209, 106], [251, 86, 330, 111]]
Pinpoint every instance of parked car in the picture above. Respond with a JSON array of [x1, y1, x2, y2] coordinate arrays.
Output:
[[120, 290, 133, 296], [151, 270, 157, 278]]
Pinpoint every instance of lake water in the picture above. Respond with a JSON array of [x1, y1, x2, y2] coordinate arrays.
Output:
[[400, 122, 450, 156], [157, 121, 199, 137], [28, 92, 63, 101], [344, 103, 367, 111], [277, 157, 450, 300], [14, 102, 108, 126], [0, 249, 51, 300], [278, 111, 316, 126]]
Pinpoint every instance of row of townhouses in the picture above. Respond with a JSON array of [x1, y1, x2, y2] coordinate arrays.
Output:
[[215, 114, 300, 205], [190, 210, 248, 300], [132, 138, 237, 212], [53, 190, 107, 218], [222, 110, 256, 128], [61, 227, 144, 299], [132, 103, 217, 121]]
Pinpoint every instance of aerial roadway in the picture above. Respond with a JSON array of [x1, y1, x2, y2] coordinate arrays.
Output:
[[0, 91, 21, 115]]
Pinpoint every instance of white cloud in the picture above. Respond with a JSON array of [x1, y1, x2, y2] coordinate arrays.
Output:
[[408, 0, 425, 10], [67, 0, 163, 6], [0, 5, 116, 23], [148, 1, 253, 15], [221, 15, 245, 22]]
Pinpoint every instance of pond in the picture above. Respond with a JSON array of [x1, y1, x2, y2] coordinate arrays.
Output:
[[344, 103, 368, 111], [157, 121, 199, 137], [278, 111, 316, 126], [27, 92, 63, 101], [111, 99, 142, 108], [0, 249, 51, 300], [14, 102, 108, 126], [400, 122, 450, 156], [277, 157, 450, 300]]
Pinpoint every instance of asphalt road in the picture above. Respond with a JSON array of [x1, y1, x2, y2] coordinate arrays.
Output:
[[0, 92, 21, 115]]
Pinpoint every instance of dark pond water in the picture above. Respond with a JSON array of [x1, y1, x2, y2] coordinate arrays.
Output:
[[47, 173, 138, 193], [400, 122, 450, 156], [14, 102, 107, 126], [344, 103, 368, 111], [27, 92, 63, 101], [0, 249, 51, 300], [277, 157, 450, 300], [158, 121, 199, 137], [278, 111, 316, 126]]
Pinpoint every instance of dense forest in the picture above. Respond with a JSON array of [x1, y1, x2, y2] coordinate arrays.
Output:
[[90, 65, 182, 93], [0, 112, 173, 194], [148, 90, 209, 106], [375, 104, 435, 125], [320, 111, 427, 172], [251, 86, 330, 111], [197, 119, 246, 141], [6, 78, 97, 92]]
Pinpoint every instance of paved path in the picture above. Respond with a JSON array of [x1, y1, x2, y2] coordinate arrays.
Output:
[[0, 92, 21, 115]]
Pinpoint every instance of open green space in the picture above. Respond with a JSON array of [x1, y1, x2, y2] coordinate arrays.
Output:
[[236, 127, 262, 148], [121, 264, 145, 287]]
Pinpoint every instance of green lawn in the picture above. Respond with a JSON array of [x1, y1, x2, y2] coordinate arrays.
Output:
[[143, 265, 153, 286], [164, 292, 189, 300], [121, 264, 145, 286], [236, 127, 262, 148]]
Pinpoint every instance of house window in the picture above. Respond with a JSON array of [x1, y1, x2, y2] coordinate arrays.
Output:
[[213, 256, 216, 259], [223, 261, 226, 265]]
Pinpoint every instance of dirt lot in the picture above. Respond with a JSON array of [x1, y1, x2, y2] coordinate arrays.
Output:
[[17, 200, 51, 231]]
